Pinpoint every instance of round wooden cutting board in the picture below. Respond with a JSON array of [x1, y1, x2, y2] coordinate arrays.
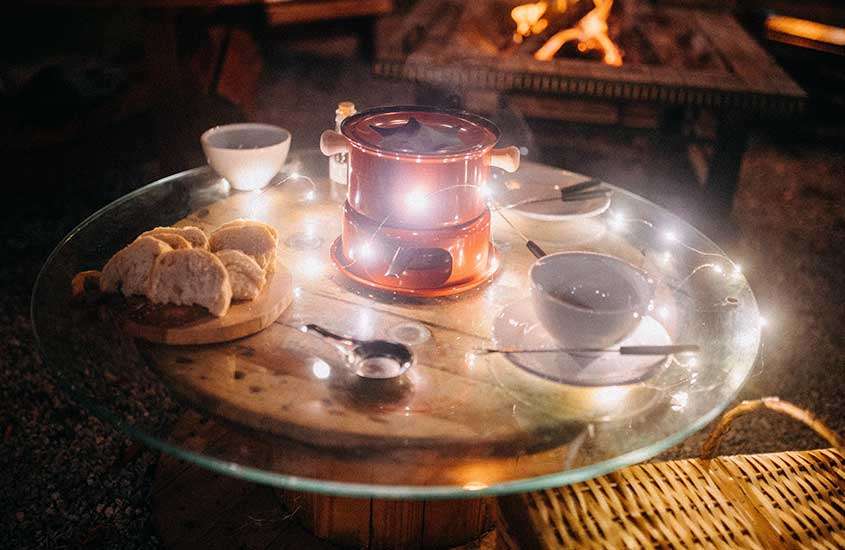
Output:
[[122, 262, 292, 345]]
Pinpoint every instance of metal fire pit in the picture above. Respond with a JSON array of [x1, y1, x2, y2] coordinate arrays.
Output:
[[373, 0, 806, 213]]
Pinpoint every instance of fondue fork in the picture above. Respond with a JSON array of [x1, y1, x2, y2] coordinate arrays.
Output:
[[490, 200, 548, 259], [502, 191, 611, 209], [561, 190, 612, 202], [559, 178, 603, 197], [475, 344, 700, 356], [500, 179, 610, 210]]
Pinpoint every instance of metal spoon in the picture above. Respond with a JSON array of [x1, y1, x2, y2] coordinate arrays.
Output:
[[301, 324, 414, 379]]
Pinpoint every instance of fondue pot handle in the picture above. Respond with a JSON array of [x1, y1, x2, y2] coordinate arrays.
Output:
[[320, 130, 349, 156], [490, 146, 520, 173]]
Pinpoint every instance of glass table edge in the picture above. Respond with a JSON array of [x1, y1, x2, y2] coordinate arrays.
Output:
[[29, 161, 762, 499], [129, 370, 757, 499]]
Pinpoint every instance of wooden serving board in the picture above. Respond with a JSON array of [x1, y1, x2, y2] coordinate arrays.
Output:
[[123, 261, 292, 345]]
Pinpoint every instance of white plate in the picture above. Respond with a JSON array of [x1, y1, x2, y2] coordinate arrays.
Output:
[[492, 301, 672, 386], [493, 163, 612, 221]]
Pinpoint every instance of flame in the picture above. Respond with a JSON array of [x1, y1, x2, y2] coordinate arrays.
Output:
[[514, 0, 622, 66], [511, 1, 549, 43]]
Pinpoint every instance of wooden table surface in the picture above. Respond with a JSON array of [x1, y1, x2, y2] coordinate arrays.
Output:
[[131, 157, 696, 492]]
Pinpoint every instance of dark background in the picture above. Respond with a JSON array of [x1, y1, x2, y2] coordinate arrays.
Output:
[[2, 1, 843, 547]]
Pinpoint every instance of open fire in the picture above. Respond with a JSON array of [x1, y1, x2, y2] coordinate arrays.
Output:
[[511, 0, 623, 66]]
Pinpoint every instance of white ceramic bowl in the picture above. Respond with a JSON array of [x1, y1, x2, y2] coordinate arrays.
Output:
[[201, 123, 291, 191], [530, 252, 655, 349]]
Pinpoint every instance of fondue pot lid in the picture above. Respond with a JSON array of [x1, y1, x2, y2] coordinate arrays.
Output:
[[341, 105, 500, 157]]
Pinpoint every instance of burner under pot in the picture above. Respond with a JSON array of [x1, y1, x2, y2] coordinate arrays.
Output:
[[337, 201, 493, 292]]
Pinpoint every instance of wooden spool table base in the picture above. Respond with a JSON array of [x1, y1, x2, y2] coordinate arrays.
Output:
[[152, 413, 496, 549]]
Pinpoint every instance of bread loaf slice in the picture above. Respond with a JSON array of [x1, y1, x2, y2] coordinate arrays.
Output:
[[217, 218, 278, 241], [147, 248, 232, 317], [140, 226, 209, 249], [209, 223, 277, 271], [101, 236, 173, 296], [215, 249, 266, 301], [143, 233, 191, 250]]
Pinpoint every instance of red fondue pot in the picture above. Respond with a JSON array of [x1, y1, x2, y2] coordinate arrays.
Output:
[[320, 106, 519, 229]]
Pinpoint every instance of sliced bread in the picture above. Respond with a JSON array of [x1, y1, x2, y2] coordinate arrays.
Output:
[[140, 226, 209, 249], [101, 236, 173, 296], [147, 248, 232, 317], [142, 232, 192, 250], [215, 249, 266, 301], [217, 218, 279, 241], [209, 223, 277, 270]]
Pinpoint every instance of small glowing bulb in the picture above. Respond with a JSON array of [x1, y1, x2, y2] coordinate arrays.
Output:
[[671, 391, 689, 412], [311, 359, 331, 379], [479, 182, 494, 199], [299, 256, 324, 278], [661, 251, 672, 264], [405, 189, 429, 211], [290, 172, 301, 179], [658, 306, 670, 319], [713, 264, 724, 274], [358, 241, 375, 261], [304, 190, 316, 201], [593, 386, 629, 408], [609, 212, 626, 231], [664, 231, 677, 242]]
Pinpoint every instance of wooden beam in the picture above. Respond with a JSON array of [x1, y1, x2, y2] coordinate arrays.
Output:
[[265, 0, 393, 26]]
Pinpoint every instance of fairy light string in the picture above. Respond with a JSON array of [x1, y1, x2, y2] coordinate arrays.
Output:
[[244, 168, 765, 404]]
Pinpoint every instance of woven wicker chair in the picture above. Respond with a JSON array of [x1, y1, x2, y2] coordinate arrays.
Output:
[[494, 398, 845, 549]]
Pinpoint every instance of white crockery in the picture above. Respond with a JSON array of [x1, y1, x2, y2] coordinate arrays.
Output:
[[530, 252, 655, 349], [493, 301, 671, 386], [201, 123, 291, 191]]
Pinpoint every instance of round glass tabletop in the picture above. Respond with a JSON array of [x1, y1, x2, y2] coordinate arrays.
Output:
[[31, 149, 761, 498]]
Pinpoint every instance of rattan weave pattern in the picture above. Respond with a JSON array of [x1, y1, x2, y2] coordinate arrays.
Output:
[[495, 399, 845, 549]]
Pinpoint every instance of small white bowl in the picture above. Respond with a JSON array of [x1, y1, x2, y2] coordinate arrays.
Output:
[[201, 123, 291, 191], [530, 252, 655, 349]]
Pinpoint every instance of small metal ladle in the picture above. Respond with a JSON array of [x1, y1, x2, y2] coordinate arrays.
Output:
[[300, 324, 414, 379]]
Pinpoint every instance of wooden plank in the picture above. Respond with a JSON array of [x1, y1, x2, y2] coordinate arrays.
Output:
[[145, 319, 557, 448], [371, 499, 425, 549], [123, 262, 292, 345], [692, 11, 805, 96], [281, 491, 371, 547], [152, 413, 498, 548], [422, 498, 490, 548], [265, 0, 393, 25]]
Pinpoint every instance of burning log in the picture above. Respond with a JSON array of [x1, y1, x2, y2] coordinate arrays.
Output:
[[536, 0, 621, 65], [515, 1, 594, 55], [509, 0, 623, 66]]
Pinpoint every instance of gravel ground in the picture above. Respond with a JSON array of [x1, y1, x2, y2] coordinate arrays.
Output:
[[2, 45, 843, 549]]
